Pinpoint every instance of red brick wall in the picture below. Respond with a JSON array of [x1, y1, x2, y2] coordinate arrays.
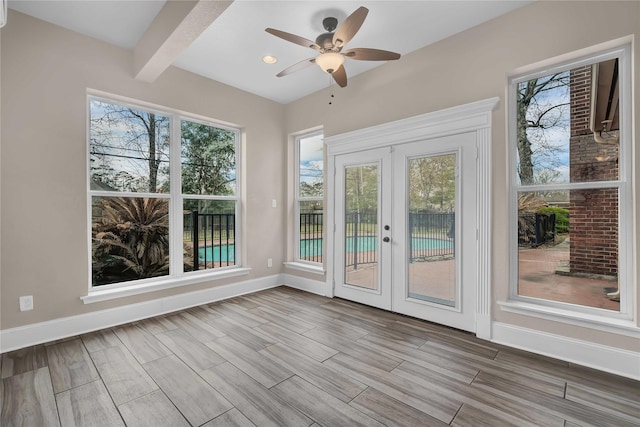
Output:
[[568, 66, 619, 277]]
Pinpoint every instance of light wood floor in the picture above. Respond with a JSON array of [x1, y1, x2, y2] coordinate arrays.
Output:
[[1, 286, 638, 427]]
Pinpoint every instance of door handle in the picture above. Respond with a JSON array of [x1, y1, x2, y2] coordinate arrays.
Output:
[[383, 236, 390, 243]]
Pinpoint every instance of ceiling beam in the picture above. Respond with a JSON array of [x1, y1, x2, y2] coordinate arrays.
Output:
[[133, 0, 233, 83]]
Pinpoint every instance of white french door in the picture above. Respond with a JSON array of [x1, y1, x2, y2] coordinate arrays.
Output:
[[334, 133, 477, 332]]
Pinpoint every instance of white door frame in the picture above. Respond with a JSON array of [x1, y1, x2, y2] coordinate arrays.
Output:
[[325, 98, 499, 339]]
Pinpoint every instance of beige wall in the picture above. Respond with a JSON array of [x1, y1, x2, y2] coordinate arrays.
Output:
[[0, 11, 285, 329], [285, 1, 639, 351]]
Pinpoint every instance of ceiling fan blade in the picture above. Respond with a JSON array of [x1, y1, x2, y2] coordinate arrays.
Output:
[[276, 57, 316, 77], [332, 6, 368, 49], [265, 28, 321, 51], [332, 64, 347, 88], [343, 48, 401, 61]]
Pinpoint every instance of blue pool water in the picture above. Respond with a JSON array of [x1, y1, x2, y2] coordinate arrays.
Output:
[[198, 245, 235, 263]]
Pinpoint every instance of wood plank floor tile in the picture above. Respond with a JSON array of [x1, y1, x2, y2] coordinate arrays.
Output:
[[210, 301, 269, 328], [45, 338, 99, 394], [0, 367, 60, 427], [133, 315, 179, 336], [117, 390, 190, 427], [349, 387, 449, 427], [155, 328, 225, 372], [113, 324, 172, 364], [200, 362, 311, 427], [323, 352, 462, 424], [201, 408, 256, 427], [81, 329, 122, 353], [451, 403, 522, 427], [260, 343, 367, 403], [205, 336, 294, 388], [0, 345, 48, 379], [471, 370, 638, 427], [357, 334, 479, 383], [89, 346, 158, 405], [248, 305, 315, 334], [202, 316, 274, 351], [143, 355, 232, 426], [564, 382, 640, 422], [165, 311, 226, 342], [257, 322, 338, 362], [303, 328, 402, 371], [393, 360, 564, 427], [272, 375, 385, 427], [56, 380, 124, 427], [2, 287, 638, 427]]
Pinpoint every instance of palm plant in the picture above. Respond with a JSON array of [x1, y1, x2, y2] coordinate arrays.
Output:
[[92, 197, 170, 285]]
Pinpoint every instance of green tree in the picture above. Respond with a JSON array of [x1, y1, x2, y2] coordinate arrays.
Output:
[[409, 155, 456, 212], [90, 101, 170, 193], [181, 121, 236, 196], [516, 73, 569, 185]]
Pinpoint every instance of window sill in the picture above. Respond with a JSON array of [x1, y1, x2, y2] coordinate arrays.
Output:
[[283, 262, 325, 275], [498, 300, 640, 338], [82, 268, 252, 304]]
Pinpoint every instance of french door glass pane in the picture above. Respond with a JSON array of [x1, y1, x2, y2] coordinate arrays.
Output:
[[407, 154, 456, 306], [517, 189, 619, 311], [344, 164, 379, 290]]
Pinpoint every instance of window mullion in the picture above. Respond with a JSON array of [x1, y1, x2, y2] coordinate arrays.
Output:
[[170, 115, 183, 277]]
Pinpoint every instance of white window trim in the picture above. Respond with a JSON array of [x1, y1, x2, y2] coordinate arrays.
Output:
[[85, 91, 245, 302], [505, 38, 636, 331], [294, 129, 324, 266]]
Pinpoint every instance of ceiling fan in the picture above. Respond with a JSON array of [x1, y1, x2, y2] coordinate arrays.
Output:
[[265, 6, 401, 88]]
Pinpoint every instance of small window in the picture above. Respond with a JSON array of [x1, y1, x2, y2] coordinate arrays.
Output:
[[295, 131, 324, 264], [89, 97, 240, 288], [508, 43, 633, 319]]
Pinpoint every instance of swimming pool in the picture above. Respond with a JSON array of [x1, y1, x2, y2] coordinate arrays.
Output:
[[198, 236, 453, 262]]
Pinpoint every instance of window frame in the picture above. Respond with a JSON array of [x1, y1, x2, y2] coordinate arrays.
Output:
[[294, 130, 324, 267], [85, 93, 246, 300], [504, 41, 635, 329]]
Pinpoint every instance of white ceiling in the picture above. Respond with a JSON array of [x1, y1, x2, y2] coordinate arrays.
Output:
[[8, 0, 531, 104]]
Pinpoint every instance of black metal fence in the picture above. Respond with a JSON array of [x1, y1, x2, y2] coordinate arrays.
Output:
[[300, 212, 323, 263], [184, 211, 235, 271], [408, 212, 455, 261], [298, 211, 456, 269], [518, 212, 556, 246]]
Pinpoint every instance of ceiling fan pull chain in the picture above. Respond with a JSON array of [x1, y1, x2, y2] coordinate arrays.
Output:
[[329, 75, 335, 105]]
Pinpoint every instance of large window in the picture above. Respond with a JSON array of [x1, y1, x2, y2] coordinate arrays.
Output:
[[508, 43, 633, 321], [295, 131, 324, 264], [89, 96, 239, 288]]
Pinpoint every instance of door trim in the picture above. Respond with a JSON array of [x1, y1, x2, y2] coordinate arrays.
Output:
[[325, 97, 499, 339]]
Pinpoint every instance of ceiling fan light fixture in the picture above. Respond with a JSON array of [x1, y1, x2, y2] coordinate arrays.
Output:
[[315, 52, 344, 74]]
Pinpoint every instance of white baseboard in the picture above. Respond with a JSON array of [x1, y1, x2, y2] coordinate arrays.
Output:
[[492, 322, 640, 380], [0, 274, 282, 353], [280, 273, 329, 297]]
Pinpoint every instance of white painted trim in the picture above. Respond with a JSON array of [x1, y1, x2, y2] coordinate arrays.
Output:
[[283, 262, 325, 276], [324, 98, 498, 338], [0, 274, 279, 353], [281, 273, 329, 297], [325, 97, 499, 156], [492, 322, 640, 380], [82, 268, 252, 304]]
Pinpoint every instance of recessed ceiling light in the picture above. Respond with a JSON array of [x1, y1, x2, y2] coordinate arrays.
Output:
[[262, 55, 278, 64]]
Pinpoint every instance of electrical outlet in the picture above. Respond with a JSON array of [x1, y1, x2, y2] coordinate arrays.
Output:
[[267, 258, 273, 268], [272, 199, 277, 208], [19, 295, 34, 311]]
